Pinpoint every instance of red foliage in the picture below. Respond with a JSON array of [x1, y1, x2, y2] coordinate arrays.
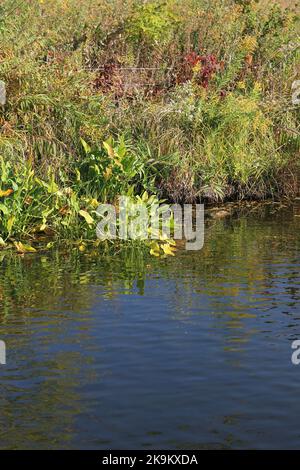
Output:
[[183, 52, 223, 88]]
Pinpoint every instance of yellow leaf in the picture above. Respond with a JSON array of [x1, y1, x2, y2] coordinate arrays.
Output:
[[150, 248, 160, 257], [149, 241, 161, 257], [89, 199, 99, 209], [0, 188, 13, 197], [103, 141, 115, 158], [161, 243, 176, 256], [142, 191, 149, 202], [79, 210, 94, 225]]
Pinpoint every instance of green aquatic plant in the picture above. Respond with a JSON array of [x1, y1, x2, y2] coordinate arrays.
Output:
[[0, 156, 176, 257], [76, 135, 147, 201]]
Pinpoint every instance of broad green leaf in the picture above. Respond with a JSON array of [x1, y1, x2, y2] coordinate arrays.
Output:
[[7, 216, 15, 233], [75, 168, 81, 182], [0, 203, 9, 215], [80, 138, 91, 154]]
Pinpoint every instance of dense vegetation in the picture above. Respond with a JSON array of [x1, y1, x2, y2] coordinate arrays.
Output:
[[0, 0, 299, 249]]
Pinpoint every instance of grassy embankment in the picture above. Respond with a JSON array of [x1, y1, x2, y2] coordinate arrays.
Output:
[[0, 0, 299, 252]]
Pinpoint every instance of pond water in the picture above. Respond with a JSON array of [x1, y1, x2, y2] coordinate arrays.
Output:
[[0, 203, 300, 449]]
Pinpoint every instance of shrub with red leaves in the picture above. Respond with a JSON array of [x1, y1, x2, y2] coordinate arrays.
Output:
[[183, 52, 223, 88]]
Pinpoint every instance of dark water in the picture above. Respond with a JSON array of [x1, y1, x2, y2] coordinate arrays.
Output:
[[0, 203, 300, 449]]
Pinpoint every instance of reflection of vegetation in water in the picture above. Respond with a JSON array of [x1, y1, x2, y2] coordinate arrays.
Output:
[[1, 205, 299, 318], [0, 207, 299, 448], [0, 268, 99, 449], [0, 348, 93, 449]]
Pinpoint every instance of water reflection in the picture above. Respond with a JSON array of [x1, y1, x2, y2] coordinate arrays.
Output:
[[0, 204, 299, 449]]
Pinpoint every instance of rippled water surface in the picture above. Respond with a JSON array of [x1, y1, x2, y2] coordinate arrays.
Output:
[[0, 203, 300, 449]]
